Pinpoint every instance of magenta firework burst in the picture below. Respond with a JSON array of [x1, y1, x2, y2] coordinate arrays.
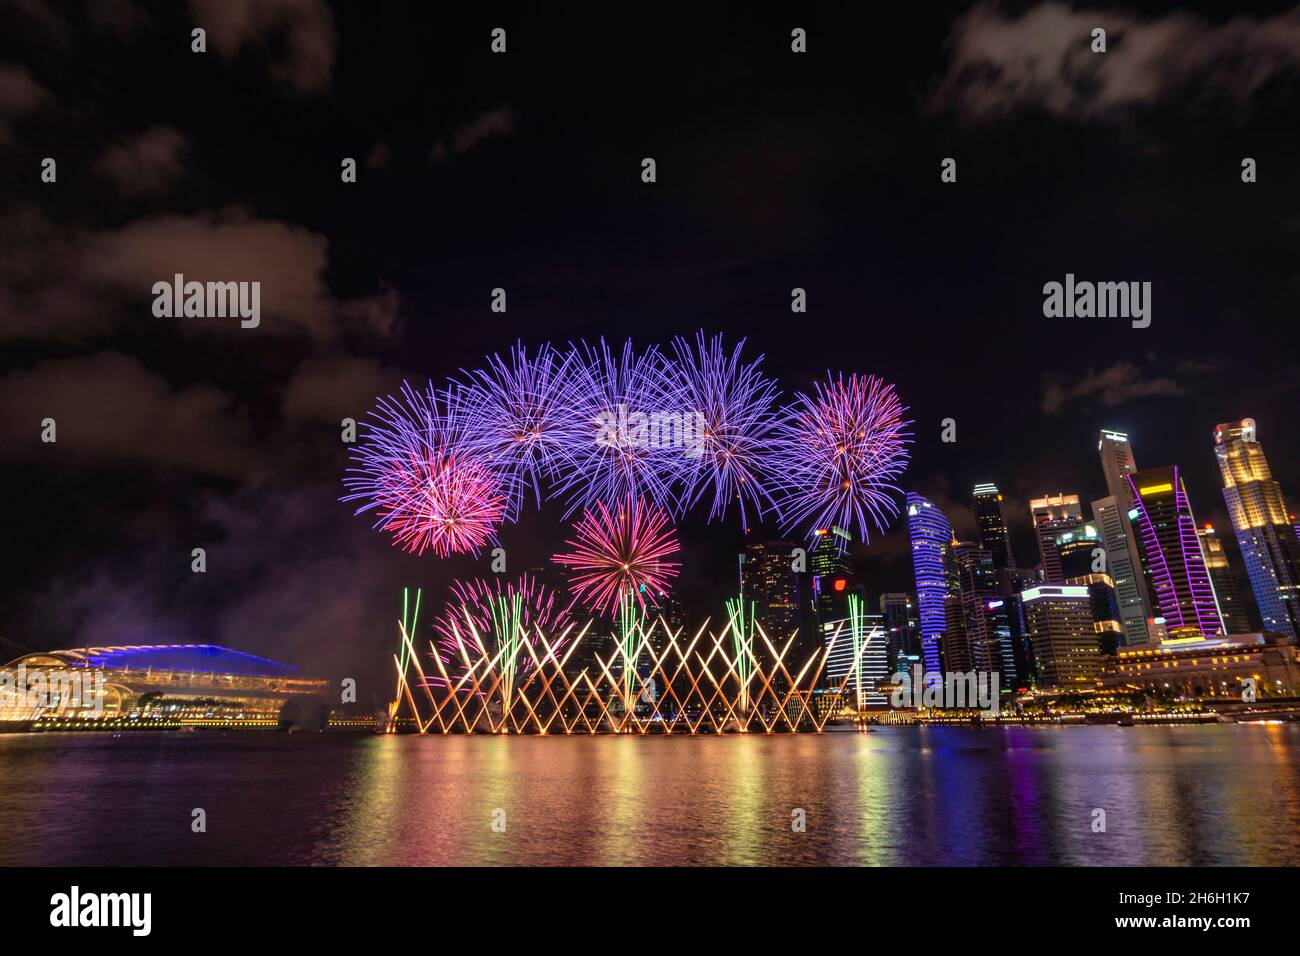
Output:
[[669, 331, 780, 525], [553, 495, 682, 616], [452, 342, 577, 518], [343, 381, 507, 557], [548, 338, 687, 518], [770, 373, 912, 547], [434, 573, 576, 676]]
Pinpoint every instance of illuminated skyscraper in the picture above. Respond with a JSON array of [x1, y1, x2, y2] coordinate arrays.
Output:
[[822, 600, 887, 707], [1127, 466, 1224, 640], [741, 539, 803, 642], [1056, 522, 1102, 581], [907, 493, 957, 674], [1196, 525, 1252, 635], [953, 541, 1001, 673], [1099, 429, 1139, 503], [1029, 493, 1084, 583], [809, 526, 855, 637], [1092, 496, 1151, 645], [1021, 585, 1102, 689], [973, 482, 1015, 569], [1214, 419, 1300, 639], [880, 592, 919, 668], [1094, 430, 1155, 645]]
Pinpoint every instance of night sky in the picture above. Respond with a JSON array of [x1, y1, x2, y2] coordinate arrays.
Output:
[[2, 1, 1298, 697]]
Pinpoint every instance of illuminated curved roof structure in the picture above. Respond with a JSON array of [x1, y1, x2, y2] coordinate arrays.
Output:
[[7, 644, 299, 676]]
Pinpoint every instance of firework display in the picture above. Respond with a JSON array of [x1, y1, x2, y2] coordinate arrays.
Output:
[[552, 494, 682, 616], [668, 331, 780, 525], [342, 382, 508, 557], [392, 613, 867, 735], [546, 337, 687, 517], [769, 373, 912, 548], [344, 334, 911, 585], [433, 574, 576, 680], [451, 342, 578, 518]]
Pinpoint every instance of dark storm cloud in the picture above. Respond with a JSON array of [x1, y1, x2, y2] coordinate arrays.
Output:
[[930, 2, 1300, 119], [33, 482, 413, 684], [95, 126, 189, 195], [0, 351, 260, 476], [281, 355, 410, 424], [0, 62, 52, 142], [188, 0, 337, 95], [430, 106, 516, 162], [0, 62, 51, 114], [1040, 360, 1188, 415], [0, 207, 399, 342]]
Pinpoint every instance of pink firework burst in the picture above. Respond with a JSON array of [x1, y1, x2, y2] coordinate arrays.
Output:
[[433, 573, 577, 677], [770, 373, 912, 548], [343, 381, 507, 557], [553, 495, 682, 617]]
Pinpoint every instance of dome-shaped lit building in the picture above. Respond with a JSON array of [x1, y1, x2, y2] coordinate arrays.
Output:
[[0, 644, 328, 730]]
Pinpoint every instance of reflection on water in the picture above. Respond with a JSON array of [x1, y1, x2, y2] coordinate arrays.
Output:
[[1, 725, 1298, 866]]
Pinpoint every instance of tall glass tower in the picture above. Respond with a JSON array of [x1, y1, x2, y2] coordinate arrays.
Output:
[[1094, 429, 1154, 645], [1127, 466, 1224, 640], [906, 493, 956, 674], [1214, 419, 1300, 638], [1196, 524, 1252, 635], [973, 482, 1015, 569], [1029, 493, 1083, 583]]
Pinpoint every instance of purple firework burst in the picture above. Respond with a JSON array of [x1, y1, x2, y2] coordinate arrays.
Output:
[[548, 338, 688, 518], [342, 381, 508, 557], [769, 373, 912, 548], [668, 331, 780, 525], [451, 342, 578, 519]]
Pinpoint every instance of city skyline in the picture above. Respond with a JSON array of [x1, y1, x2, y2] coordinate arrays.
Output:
[[1, 1, 1297, 695]]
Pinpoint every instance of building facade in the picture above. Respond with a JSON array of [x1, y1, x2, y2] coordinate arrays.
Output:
[[1197, 524, 1253, 635], [1214, 418, 1300, 639], [1021, 585, 1102, 690], [1127, 466, 1224, 640], [1029, 493, 1084, 583], [973, 482, 1016, 569], [1099, 632, 1300, 700], [907, 493, 957, 674]]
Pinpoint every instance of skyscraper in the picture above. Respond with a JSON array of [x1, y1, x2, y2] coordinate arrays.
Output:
[[1092, 496, 1151, 646], [1197, 524, 1253, 635], [1021, 585, 1102, 689], [1095, 430, 1155, 645], [1099, 429, 1139, 503], [809, 526, 855, 637], [973, 482, 1015, 569], [953, 541, 1001, 673], [741, 539, 803, 643], [1127, 466, 1224, 640], [1056, 522, 1102, 581], [823, 598, 887, 707], [1029, 493, 1084, 583], [907, 493, 957, 674], [880, 592, 918, 669], [1214, 418, 1300, 639]]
